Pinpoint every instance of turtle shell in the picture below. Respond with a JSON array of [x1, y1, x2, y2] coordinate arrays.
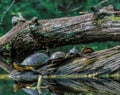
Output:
[[50, 51, 65, 60], [21, 53, 49, 66], [69, 47, 79, 54]]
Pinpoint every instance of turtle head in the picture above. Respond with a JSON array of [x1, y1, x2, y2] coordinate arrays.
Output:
[[13, 62, 24, 71]]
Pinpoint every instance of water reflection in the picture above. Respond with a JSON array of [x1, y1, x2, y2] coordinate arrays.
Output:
[[0, 56, 120, 95], [9, 71, 120, 95], [18, 78, 120, 95], [22, 88, 49, 95]]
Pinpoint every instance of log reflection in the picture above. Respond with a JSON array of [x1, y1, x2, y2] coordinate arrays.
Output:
[[21, 78, 120, 95]]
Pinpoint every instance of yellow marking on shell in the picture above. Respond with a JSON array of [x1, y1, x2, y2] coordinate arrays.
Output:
[[25, 66, 34, 70], [13, 63, 24, 71]]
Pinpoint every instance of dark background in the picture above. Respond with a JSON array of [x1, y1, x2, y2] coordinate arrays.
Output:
[[0, 0, 120, 95]]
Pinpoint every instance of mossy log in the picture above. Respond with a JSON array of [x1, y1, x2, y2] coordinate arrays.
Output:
[[0, 6, 120, 59], [0, 5, 120, 95], [0, 5, 120, 74]]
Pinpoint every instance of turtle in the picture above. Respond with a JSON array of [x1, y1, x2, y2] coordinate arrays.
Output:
[[9, 70, 47, 94], [65, 46, 80, 58], [50, 51, 66, 63], [13, 53, 50, 72], [81, 47, 94, 55]]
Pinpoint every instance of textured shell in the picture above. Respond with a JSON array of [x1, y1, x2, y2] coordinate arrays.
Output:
[[50, 51, 65, 60], [69, 47, 79, 54], [21, 53, 49, 66]]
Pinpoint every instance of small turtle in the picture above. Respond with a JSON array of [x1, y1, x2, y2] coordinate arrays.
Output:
[[50, 51, 65, 63], [81, 47, 94, 55], [13, 53, 50, 72], [65, 46, 80, 58]]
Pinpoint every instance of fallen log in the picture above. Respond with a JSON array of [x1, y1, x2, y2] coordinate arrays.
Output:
[[0, 5, 120, 74], [0, 5, 120, 60]]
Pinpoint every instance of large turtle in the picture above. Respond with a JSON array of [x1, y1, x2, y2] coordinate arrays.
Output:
[[13, 53, 50, 72], [50, 51, 66, 63]]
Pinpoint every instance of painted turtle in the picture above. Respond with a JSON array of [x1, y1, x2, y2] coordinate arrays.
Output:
[[50, 51, 65, 63], [13, 53, 50, 72], [65, 46, 80, 58], [81, 47, 94, 55]]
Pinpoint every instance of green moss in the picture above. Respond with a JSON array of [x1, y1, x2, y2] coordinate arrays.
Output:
[[5, 58, 12, 65], [105, 52, 120, 58], [109, 15, 120, 21], [65, 32, 75, 38], [43, 32, 51, 37], [97, 19, 104, 24], [97, 15, 120, 24], [5, 44, 11, 50], [86, 58, 97, 65], [83, 58, 97, 68]]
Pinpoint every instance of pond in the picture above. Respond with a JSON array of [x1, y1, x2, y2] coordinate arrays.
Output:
[[0, 55, 120, 95], [0, 71, 120, 95]]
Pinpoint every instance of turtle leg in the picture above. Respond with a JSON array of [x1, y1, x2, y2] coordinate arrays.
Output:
[[13, 62, 24, 71]]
